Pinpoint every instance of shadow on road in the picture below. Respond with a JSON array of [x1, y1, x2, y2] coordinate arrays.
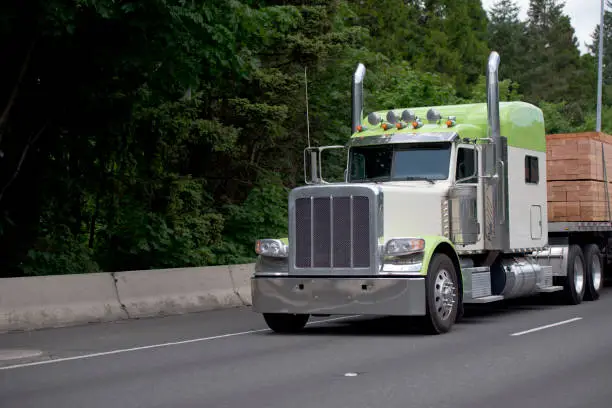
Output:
[[261, 287, 611, 337]]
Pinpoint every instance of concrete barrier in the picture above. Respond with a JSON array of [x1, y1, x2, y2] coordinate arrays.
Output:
[[229, 263, 255, 305], [0, 263, 257, 332], [0, 273, 126, 332], [114, 266, 247, 319]]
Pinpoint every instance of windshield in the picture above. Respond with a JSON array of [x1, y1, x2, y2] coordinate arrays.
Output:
[[349, 142, 452, 182]]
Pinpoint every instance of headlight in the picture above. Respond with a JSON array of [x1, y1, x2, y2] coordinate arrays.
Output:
[[385, 238, 425, 256], [255, 239, 288, 258]]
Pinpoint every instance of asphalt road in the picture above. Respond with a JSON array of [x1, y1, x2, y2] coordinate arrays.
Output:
[[1, 289, 612, 408]]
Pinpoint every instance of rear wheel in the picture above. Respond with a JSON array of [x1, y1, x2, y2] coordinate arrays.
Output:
[[560, 244, 586, 305], [263, 313, 309, 333], [583, 244, 603, 301], [422, 253, 459, 334]]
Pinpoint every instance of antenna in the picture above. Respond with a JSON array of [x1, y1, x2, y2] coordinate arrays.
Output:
[[304, 66, 311, 148]]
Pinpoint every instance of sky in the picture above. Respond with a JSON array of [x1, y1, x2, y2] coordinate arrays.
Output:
[[480, 0, 602, 54]]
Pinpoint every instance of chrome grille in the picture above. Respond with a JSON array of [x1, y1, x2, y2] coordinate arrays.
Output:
[[294, 195, 371, 269]]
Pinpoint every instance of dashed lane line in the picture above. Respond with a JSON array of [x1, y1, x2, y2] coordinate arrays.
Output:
[[0, 315, 358, 371], [510, 317, 583, 337]]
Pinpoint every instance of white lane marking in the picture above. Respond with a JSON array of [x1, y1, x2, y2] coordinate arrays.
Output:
[[344, 372, 359, 377], [510, 317, 583, 337], [0, 315, 358, 371]]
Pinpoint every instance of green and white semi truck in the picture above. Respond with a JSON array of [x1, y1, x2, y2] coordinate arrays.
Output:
[[250, 51, 605, 334]]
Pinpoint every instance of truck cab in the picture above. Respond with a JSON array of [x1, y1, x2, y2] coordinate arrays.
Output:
[[250, 51, 565, 335], [347, 131, 479, 246]]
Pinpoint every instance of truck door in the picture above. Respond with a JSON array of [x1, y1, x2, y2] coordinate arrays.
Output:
[[449, 145, 480, 245]]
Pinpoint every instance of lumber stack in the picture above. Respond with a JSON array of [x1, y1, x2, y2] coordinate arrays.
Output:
[[546, 132, 612, 222]]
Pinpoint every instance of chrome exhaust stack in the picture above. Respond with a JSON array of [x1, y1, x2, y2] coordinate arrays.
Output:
[[351, 63, 366, 133], [482, 50, 510, 252], [486, 51, 501, 164]]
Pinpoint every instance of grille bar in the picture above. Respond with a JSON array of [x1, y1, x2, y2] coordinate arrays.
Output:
[[352, 196, 370, 268], [294, 195, 371, 269]]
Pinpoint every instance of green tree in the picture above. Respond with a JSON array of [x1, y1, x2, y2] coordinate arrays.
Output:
[[413, 0, 490, 97], [0, 0, 601, 277], [588, 1, 612, 85], [522, 0, 587, 104], [486, 0, 528, 83]]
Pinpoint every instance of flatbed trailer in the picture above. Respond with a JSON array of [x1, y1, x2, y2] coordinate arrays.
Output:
[[547, 221, 612, 286]]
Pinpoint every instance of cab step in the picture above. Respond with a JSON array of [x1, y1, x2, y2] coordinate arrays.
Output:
[[538, 286, 564, 293], [464, 295, 504, 304]]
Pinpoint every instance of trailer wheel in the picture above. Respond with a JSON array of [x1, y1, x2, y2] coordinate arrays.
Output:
[[422, 253, 459, 334], [263, 313, 309, 333], [561, 244, 586, 305], [583, 244, 602, 301]]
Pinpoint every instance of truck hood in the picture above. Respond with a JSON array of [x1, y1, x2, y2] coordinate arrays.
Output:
[[377, 181, 451, 240]]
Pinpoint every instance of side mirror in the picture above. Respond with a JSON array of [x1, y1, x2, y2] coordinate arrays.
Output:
[[454, 145, 478, 185], [303, 145, 346, 184]]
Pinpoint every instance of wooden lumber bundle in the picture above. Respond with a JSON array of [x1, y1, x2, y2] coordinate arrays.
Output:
[[546, 132, 612, 222]]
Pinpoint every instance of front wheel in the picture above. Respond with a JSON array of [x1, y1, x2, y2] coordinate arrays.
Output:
[[263, 313, 309, 333], [422, 253, 460, 334]]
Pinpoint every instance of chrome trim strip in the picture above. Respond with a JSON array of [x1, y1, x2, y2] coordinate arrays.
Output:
[[456, 249, 487, 255], [377, 185, 384, 249], [347, 132, 458, 147], [456, 247, 545, 256]]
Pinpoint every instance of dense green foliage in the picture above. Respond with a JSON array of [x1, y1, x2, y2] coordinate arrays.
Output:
[[0, 0, 607, 276]]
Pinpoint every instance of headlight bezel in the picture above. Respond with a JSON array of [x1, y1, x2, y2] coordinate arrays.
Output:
[[255, 239, 289, 258], [384, 238, 425, 257]]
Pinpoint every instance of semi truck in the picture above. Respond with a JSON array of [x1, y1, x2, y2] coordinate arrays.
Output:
[[250, 51, 607, 334]]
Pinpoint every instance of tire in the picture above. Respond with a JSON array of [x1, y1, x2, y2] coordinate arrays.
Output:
[[561, 244, 586, 305], [422, 253, 460, 334], [455, 300, 465, 323], [263, 313, 309, 333], [583, 244, 603, 301]]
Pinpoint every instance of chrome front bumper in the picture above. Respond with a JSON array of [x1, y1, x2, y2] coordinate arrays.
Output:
[[251, 276, 426, 316]]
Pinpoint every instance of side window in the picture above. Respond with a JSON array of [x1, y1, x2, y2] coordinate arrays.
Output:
[[350, 153, 366, 179], [525, 155, 539, 184], [456, 147, 478, 183], [349, 146, 392, 181]]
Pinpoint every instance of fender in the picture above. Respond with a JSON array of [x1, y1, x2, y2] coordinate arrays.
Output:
[[419, 236, 463, 299], [419, 235, 459, 276]]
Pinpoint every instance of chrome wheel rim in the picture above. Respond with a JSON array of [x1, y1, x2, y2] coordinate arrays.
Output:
[[434, 269, 456, 321], [591, 254, 602, 292], [574, 257, 585, 295]]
